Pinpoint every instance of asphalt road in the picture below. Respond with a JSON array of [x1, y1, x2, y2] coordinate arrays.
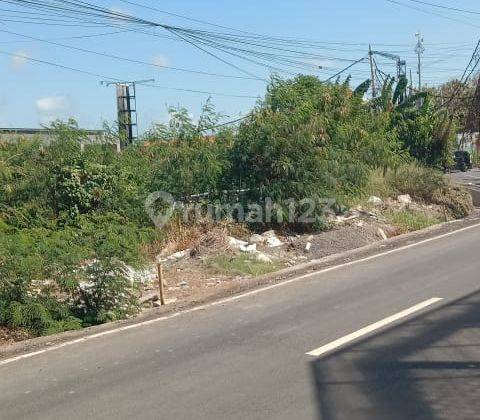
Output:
[[450, 167, 480, 187], [1, 223, 480, 419], [451, 168, 480, 206]]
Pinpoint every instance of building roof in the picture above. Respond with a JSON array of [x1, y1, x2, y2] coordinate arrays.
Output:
[[0, 127, 104, 134]]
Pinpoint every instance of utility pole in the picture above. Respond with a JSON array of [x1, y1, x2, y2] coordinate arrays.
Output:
[[101, 79, 154, 149], [415, 32, 425, 90], [368, 44, 377, 98], [409, 69, 413, 96]]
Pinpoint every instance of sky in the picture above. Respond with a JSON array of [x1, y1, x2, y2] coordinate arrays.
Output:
[[1, 0, 479, 132]]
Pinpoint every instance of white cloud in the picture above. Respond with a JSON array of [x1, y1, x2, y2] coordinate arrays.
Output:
[[36, 96, 71, 123], [10, 51, 29, 71], [152, 54, 170, 68]]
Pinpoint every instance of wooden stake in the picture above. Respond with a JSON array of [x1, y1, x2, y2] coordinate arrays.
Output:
[[157, 263, 165, 306]]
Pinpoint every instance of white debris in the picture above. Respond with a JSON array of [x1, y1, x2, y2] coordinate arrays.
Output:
[[78, 281, 94, 291], [124, 264, 157, 285], [377, 228, 388, 240], [257, 230, 283, 247], [368, 196, 383, 206], [169, 250, 191, 260], [261, 230, 277, 239], [241, 243, 257, 253], [157, 249, 191, 264], [249, 234, 264, 244], [228, 237, 258, 253], [266, 236, 283, 248], [333, 213, 360, 223], [228, 236, 249, 249], [398, 194, 412, 205], [305, 242, 312, 252], [255, 252, 273, 264]]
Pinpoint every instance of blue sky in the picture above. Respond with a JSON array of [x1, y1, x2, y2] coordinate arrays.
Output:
[[1, 0, 479, 131]]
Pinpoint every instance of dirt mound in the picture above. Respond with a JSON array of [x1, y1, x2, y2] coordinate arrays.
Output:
[[190, 227, 232, 257]]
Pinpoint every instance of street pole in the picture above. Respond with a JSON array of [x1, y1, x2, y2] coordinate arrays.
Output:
[[369, 44, 377, 98], [409, 69, 413, 96], [415, 32, 425, 90], [100, 78, 154, 150]]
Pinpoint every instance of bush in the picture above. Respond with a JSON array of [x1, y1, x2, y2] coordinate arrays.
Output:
[[431, 185, 474, 219], [72, 259, 139, 327], [230, 76, 403, 226], [2, 300, 82, 337], [366, 163, 473, 219], [385, 163, 445, 202]]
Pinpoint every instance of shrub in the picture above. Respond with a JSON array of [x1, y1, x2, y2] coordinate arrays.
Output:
[[385, 163, 445, 202], [72, 259, 139, 327], [1, 300, 82, 337], [431, 185, 474, 219], [230, 75, 403, 226], [143, 102, 234, 198], [366, 163, 473, 219]]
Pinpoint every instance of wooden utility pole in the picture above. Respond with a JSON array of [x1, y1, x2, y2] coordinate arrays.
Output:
[[157, 263, 165, 306], [369, 45, 377, 98]]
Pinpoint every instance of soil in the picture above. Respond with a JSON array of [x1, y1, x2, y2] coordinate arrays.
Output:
[[139, 215, 400, 309], [0, 326, 32, 347]]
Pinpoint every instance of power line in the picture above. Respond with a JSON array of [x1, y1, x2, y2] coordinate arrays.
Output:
[[400, 0, 480, 16], [0, 28, 265, 81], [324, 57, 367, 81], [200, 115, 250, 132], [117, 0, 255, 35], [384, 0, 480, 29], [0, 49, 260, 98], [3, 1, 466, 86]]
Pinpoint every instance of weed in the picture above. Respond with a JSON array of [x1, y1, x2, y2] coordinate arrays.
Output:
[[205, 253, 283, 277], [385, 209, 440, 233]]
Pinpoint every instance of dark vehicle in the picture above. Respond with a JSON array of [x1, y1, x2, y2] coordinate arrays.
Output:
[[454, 150, 473, 172]]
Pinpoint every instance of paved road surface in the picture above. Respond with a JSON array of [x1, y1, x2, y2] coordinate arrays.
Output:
[[451, 168, 480, 205], [1, 223, 480, 419], [450, 167, 480, 187]]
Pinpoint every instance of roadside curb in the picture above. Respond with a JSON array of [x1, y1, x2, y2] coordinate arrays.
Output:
[[2, 212, 480, 362]]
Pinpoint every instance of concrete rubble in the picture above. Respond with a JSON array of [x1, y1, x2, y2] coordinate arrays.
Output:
[[377, 227, 388, 240], [368, 196, 383, 206], [398, 194, 412, 205]]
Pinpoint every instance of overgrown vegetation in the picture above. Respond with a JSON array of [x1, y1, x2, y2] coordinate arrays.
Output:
[[0, 75, 472, 337], [385, 209, 441, 233], [206, 254, 282, 277]]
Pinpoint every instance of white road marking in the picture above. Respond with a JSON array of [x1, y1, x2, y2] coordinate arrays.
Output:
[[1, 222, 479, 367], [306, 297, 443, 358]]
